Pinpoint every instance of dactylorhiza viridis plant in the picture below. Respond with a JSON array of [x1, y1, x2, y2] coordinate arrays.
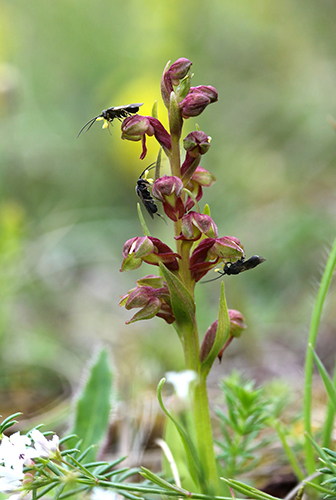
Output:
[[118, 58, 264, 495]]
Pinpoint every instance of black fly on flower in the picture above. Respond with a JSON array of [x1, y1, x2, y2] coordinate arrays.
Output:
[[136, 163, 165, 221], [203, 255, 266, 283], [77, 103, 143, 138]]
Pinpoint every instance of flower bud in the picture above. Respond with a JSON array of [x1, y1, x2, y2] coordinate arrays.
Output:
[[227, 309, 246, 338], [200, 309, 246, 363], [179, 86, 218, 119], [200, 319, 218, 363], [161, 58, 192, 107], [176, 212, 218, 241], [191, 85, 218, 102], [184, 166, 216, 210], [169, 58, 193, 85], [183, 131, 211, 157], [181, 131, 212, 181], [120, 236, 180, 272], [152, 175, 185, 221]]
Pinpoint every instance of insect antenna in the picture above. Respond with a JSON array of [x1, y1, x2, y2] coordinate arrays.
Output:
[[76, 115, 101, 138], [139, 162, 157, 180], [202, 268, 225, 283]]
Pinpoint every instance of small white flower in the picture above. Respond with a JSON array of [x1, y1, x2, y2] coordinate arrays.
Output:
[[30, 430, 60, 458], [0, 464, 24, 493], [165, 370, 197, 399], [0, 433, 38, 471]]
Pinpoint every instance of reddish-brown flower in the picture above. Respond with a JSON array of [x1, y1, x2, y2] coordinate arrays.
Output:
[[179, 86, 218, 119], [119, 276, 175, 324], [120, 236, 180, 272], [152, 175, 185, 221], [189, 237, 244, 281], [161, 58, 192, 107], [181, 131, 212, 182], [121, 115, 171, 159], [184, 166, 216, 211], [176, 212, 218, 241], [200, 310, 246, 363]]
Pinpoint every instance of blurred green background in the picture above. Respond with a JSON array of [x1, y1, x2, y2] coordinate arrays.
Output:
[[0, 0, 336, 421]]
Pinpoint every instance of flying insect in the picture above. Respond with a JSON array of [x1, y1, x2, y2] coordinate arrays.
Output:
[[203, 255, 266, 282], [77, 103, 143, 137], [136, 163, 163, 219]]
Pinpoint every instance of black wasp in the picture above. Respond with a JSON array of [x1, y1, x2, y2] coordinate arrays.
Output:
[[204, 255, 266, 282], [136, 163, 163, 219], [77, 103, 143, 137], [222, 255, 266, 275]]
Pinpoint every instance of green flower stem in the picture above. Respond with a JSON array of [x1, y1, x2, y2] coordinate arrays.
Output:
[[180, 241, 194, 292], [192, 372, 221, 494], [303, 236, 336, 474], [167, 88, 219, 495], [171, 132, 181, 178]]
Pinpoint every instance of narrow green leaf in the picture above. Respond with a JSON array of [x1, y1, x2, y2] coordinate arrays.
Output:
[[310, 345, 336, 412], [70, 348, 113, 462], [155, 147, 162, 180], [137, 203, 151, 236], [304, 481, 331, 495], [0, 412, 22, 434], [222, 478, 280, 500], [140, 466, 189, 494], [156, 378, 204, 489], [159, 262, 195, 333], [304, 236, 336, 473], [201, 282, 230, 377], [151, 100, 158, 119]]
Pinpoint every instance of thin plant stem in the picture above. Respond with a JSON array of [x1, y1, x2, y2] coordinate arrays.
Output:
[[303, 237, 336, 474], [322, 359, 336, 448], [273, 420, 305, 481]]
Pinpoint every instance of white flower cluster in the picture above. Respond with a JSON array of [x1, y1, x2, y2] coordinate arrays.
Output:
[[0, 429, 60, 500]]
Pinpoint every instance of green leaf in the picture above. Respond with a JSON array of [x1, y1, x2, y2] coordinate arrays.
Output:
[[169, 91, 183, 138], [159, 262, 196, 335], [156, 379, 207, 491], [151, 100, 158, 119], [310, 344, 336, 412], [137, 203, 151, 236], [175, 72, 191, 102], [155, 147, 162, 180], [70, 348, 113, 462], [222, 478, 280, 500], [203, 204, 211, 216], [140, 466, 189, 494], [0, 412, 22, 434], [201, 282, 230, 377]]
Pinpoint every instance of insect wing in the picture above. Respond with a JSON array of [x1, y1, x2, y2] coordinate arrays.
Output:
[[241, 255, 266, 271], [112, 103, 144, 113]]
